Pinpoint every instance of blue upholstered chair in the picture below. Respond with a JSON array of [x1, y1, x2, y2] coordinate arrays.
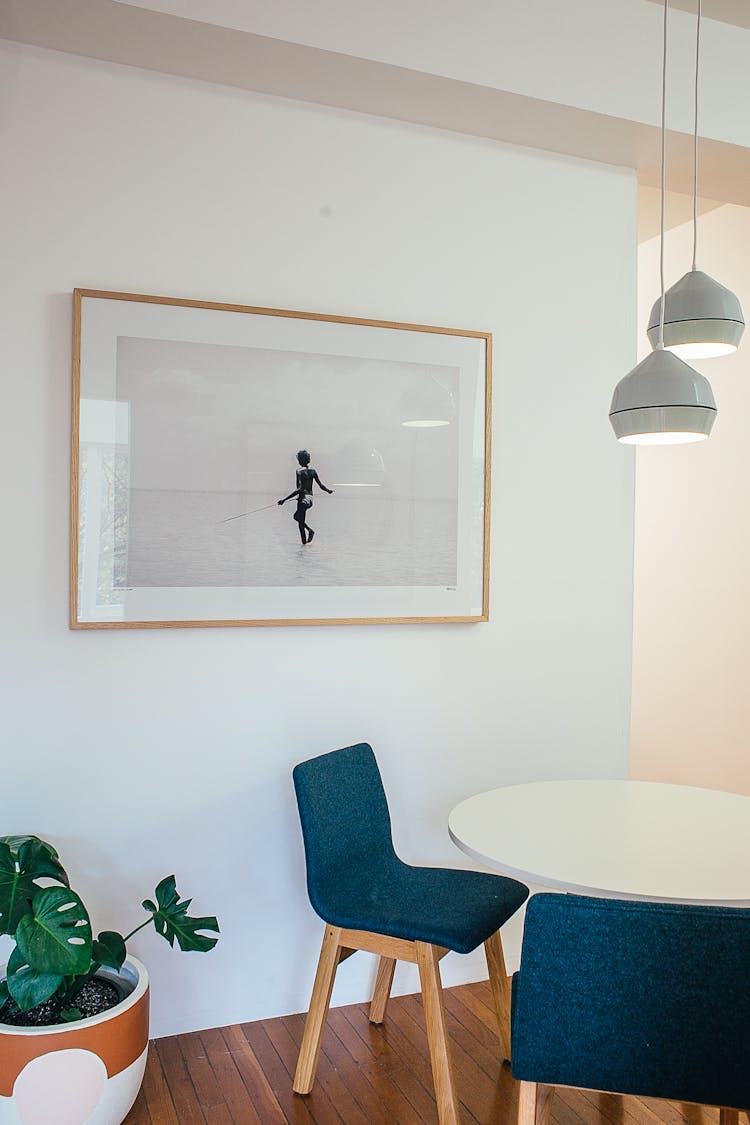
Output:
[[292, 743, 529, 1125], [512, 893, 750, 1125]]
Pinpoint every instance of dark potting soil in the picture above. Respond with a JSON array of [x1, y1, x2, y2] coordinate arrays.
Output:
[[0, 978, 122, 1026]]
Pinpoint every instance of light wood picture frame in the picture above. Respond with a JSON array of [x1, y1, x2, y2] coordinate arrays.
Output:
[[71, 289, 491, 629]]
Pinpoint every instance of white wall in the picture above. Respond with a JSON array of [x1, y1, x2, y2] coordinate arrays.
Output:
[[632, 203, 750, 796], [0, 41, 636, 1037]]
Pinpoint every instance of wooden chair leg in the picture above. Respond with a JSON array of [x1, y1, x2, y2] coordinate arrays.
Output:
[[720, 1111, 739, 1125], [484, 929, 512, 1062], [518, 1082, 539, 1125], [416, 941, 461, 1125], [369, 956, 396, 1024], [535, 1085, 554, 1125], [293, 925, 343, 1094]]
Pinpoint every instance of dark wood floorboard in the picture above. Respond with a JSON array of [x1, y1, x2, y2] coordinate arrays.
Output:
[[125, 981, 745, 1125]]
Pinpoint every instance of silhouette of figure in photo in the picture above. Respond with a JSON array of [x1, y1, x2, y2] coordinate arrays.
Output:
[[278, 450, 334, 544]]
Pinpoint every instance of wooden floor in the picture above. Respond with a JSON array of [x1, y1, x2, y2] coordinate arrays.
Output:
[[124, 979, 732, 1125]]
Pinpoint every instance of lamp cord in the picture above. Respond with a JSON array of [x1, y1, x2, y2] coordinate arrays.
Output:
[[692, 0, 701, 271], [658, 0, 668, 349]]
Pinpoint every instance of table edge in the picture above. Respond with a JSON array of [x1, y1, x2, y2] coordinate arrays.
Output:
[[447, 825, 750, 907]]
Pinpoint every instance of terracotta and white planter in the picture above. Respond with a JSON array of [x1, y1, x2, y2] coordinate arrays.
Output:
[[0, 957, 149, 1125]]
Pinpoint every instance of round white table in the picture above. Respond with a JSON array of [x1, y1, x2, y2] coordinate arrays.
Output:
[[448, 779, 750, 905]]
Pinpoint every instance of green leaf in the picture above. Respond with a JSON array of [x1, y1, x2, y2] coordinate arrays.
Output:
[[6, 961, 64, 1010], [143, 875, 219, 953], [11, 838, 68, 885], [0, 979, 8, 1005], [60, 1007, 83, 1022], [155, 876, 179, 909], [16, 886, 93, 976], [23, 842, 69, 886], [93, 931, 126, 972], [7, 946, 25, 975], [0, 837, 69, 886], [0, 837, 69, 938]]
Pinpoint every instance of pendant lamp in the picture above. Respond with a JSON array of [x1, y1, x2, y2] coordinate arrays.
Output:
[[401, 374, 455, 428], [646, 0, 744, 359], [610, 0, 716, 445]]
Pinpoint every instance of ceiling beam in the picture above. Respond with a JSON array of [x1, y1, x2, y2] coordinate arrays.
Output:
[[1, 0, 749, 206]]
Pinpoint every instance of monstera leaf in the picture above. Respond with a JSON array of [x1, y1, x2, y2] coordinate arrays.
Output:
[[92, 930, 127, 972], [15, 886, 93, 977], [142, 875, 219, 952], [5, 946, 64, 1011], [0, 836, 69, 937]]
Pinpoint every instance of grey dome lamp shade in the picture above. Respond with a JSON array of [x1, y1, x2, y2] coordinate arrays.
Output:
[[609, 346, 716, 444], [610, 0, 717, 446], [645, 0, 744, 361], [647, 270, 744, 359]]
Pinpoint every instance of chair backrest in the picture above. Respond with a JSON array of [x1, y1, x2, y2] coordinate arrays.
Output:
[[292, 743, 398, 919], [512, 893, 750, 1110]]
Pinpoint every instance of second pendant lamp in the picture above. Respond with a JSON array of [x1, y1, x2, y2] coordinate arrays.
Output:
[[646, 0, 744, 360]]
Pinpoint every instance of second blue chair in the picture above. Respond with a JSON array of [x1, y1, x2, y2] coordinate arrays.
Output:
[[511, 893, 750, 1125], [292, 742, 529, 1125]]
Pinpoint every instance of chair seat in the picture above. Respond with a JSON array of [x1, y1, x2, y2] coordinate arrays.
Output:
[[313, 858, 528, 954]]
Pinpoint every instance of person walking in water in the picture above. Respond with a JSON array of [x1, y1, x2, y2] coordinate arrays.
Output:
[[278, 450, 333, 545]]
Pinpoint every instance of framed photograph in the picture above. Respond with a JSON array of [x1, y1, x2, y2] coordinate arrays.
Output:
[[71, 290, 491, 628]]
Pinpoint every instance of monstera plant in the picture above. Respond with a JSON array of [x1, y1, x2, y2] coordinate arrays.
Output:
[[0, 834, 219, 1023]]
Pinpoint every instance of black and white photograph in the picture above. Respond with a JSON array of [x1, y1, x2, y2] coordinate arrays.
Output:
[[72, 291, 490, 627]]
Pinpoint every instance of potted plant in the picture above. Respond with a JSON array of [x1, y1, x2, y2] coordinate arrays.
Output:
[[0, 834, 219, 1125]]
